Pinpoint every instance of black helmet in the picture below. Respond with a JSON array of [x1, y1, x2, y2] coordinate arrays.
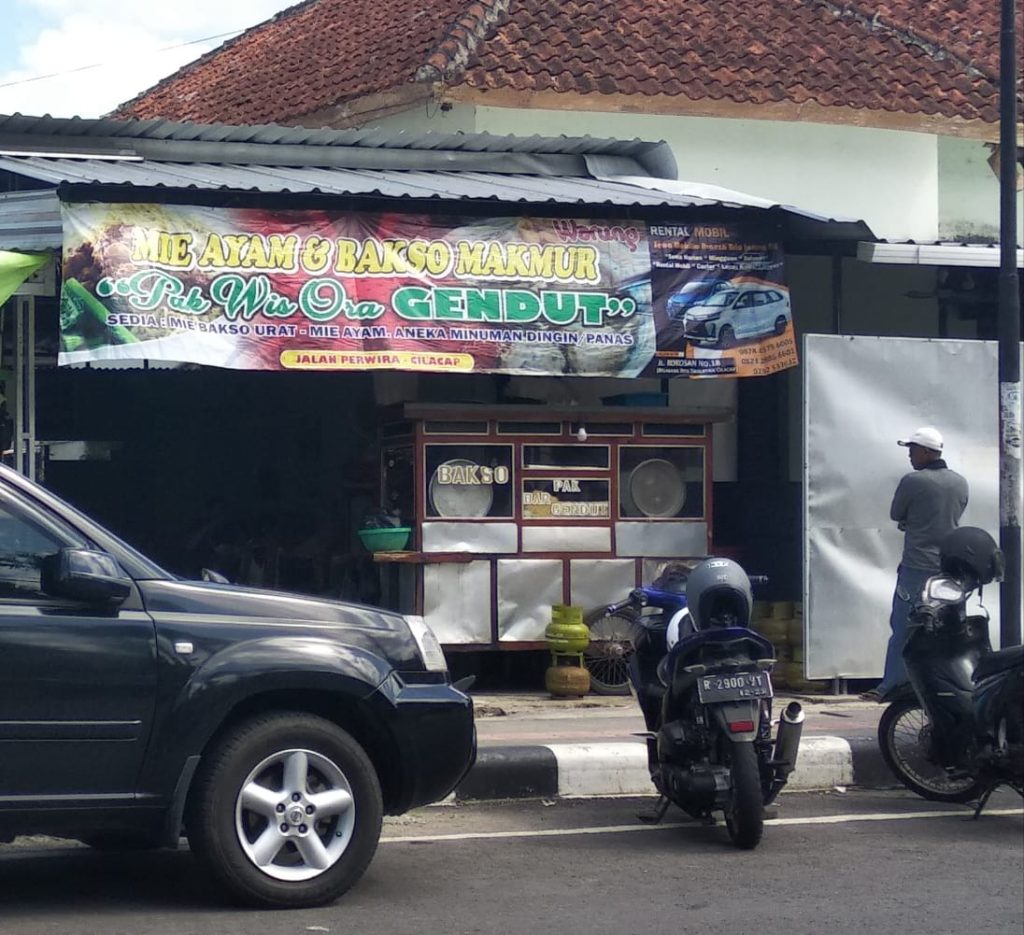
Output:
[[939, 527, 1004, 588], [685, 557, 753, 630]]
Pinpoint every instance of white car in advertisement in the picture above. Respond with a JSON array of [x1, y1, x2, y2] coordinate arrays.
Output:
[[682, 283, 791, 348]]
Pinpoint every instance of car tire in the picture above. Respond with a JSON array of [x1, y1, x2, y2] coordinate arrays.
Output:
[[185, 712, 383, 909], [774, 316, 788, 335], [718, 325, 736, 348]]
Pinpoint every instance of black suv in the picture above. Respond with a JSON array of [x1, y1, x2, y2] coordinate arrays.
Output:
[[0, 464, 475, 908]]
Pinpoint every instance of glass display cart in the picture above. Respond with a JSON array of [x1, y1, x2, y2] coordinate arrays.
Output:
[[372, 403, 714, 679]]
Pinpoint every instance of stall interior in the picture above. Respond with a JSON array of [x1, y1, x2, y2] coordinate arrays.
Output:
[[28, 364, 386, 604]]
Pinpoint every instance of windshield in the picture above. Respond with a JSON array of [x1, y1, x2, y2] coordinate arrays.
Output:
[[697, 291, 738, 308]]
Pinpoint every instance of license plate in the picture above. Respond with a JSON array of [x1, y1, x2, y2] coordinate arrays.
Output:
[[697, 670, 772, 703]]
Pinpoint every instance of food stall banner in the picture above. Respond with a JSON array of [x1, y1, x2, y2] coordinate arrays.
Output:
[[59, 203, 796, 377]]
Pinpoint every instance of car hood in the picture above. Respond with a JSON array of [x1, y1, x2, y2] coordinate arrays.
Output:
[[139, 577, 409, 633]]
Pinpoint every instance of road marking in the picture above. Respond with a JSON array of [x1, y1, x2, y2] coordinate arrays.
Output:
[[381, 808, 1022, 844]]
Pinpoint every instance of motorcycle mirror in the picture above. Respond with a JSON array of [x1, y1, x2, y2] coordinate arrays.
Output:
[[925, 576, 966, 604]]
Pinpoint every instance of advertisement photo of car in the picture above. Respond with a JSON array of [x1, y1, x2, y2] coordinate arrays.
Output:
[[682, 283, 792, 348], [664, 278, 730, 321]]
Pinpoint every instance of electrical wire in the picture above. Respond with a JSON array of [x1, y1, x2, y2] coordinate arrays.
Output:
[[0, 29, 245, 91]]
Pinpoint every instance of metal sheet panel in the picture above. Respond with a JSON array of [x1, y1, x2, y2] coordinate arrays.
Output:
[[423, 561, 492, 644], [522, 526, 611, 552], [0, 155, 872, 236], [421, 522, 517, 553], [0, 156, 710, 206], [804, 334, 1023, 678], [615, 522, 708, 557], [0, 190, 61, 251], [570, 559, 636, 612], [0, 113, 671, 164], [497, 559, 563, 642]]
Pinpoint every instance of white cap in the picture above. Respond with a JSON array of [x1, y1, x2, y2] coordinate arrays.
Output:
[[897, 426, 943, 452]]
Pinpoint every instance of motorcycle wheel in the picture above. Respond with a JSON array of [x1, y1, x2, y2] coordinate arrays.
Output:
[[877, 698, 984, 803], [582, 607, 638, 696], [722, 740, 764, 849]]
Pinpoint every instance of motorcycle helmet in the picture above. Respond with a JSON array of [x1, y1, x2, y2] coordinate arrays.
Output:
[[685, 557, 753, 630], [939, 527, 1004, 588]]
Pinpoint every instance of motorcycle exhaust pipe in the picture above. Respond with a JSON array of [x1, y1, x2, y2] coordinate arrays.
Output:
[[773, 701, 805, 777]]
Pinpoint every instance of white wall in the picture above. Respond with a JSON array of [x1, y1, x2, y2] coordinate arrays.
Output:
[[938, 136, 1024, 242]]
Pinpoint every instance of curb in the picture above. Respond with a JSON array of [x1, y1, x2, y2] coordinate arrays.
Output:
[[456, 736, 895, 802]]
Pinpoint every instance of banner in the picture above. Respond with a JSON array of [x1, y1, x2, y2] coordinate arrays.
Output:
[[59, 203, 796, 377]]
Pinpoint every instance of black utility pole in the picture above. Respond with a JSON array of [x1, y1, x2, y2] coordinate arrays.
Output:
[[998, 0, 1022, 647]]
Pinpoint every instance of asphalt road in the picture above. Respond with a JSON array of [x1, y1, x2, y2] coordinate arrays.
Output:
[[1, 789, 1020, 935]]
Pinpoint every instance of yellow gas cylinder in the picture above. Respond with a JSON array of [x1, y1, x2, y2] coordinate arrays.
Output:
[[544, 605, 590, 696]]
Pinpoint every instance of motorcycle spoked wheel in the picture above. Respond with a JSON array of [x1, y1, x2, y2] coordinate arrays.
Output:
[[877, 697, 984, 803], [582, 607, 638, 696], [718, 738, 764, 849]]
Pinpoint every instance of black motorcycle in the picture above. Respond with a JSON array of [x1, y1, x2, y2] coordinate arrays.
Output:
[[619, 558, 804, 849], [878, 527, 1024, 813]]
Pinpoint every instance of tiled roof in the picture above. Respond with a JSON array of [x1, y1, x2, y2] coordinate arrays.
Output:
[[116, 0, 479, 125], [115, 0, 1018, 130]]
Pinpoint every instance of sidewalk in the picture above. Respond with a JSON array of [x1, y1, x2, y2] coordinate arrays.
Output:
[[454, 690, 895, 801]]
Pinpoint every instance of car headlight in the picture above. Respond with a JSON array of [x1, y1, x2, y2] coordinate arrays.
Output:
[[405, 615, 448, 672]]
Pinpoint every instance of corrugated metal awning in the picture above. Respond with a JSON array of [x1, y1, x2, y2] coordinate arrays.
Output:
[[858, 241, 1023, 267], [0, 112, 875, 251]]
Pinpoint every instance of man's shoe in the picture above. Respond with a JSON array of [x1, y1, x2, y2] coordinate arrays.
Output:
[[859, 689, 883, 702]]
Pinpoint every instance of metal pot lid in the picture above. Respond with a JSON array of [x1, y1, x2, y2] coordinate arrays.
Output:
[[429, 459, 495, 518], [629, 458, 686, 517]]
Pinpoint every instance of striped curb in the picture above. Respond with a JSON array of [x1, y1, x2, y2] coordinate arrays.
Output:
[[456, 736, 894, 801]]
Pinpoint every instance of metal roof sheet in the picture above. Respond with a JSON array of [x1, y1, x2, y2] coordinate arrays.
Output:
[[0, 189, 62, 252], [0, 112, 874, 251], [0, 155, 723, 203], [0, 112, 674, 163], [0, 154, 873, 252]]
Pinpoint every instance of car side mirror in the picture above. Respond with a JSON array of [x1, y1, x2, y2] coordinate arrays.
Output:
[[40, 548, 132, 605]]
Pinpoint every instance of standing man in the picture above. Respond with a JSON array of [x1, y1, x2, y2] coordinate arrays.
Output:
[[863, 426, 970, 701]]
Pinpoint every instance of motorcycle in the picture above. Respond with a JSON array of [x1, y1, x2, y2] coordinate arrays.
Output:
[[878, 527, 1024, 814], [609, 558, 804, 849]]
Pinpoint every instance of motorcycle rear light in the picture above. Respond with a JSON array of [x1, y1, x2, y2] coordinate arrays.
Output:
[[728, 720, 755, 733]]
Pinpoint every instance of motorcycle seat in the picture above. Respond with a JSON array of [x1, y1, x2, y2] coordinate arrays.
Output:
[[973, 644, 1024, 682]]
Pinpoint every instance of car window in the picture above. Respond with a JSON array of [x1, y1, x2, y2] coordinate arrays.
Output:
[[700, 291, 737, 308], [0, 494, 86, 600], [751, 292, 768, 306], [734, 293, 755, 308]]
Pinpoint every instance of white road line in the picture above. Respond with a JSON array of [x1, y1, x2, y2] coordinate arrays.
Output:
[[381, 808, 1023, 844]]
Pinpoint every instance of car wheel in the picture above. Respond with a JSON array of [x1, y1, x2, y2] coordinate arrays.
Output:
[[774, 316, 788, 335], [186, 712, 382, 908], [718, 325, 736, 348]]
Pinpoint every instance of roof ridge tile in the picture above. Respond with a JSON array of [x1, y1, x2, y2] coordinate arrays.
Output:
[[416, 0, 512, 83]]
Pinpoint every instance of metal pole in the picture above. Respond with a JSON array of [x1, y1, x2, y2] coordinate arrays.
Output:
[[13, 295, 36, 480], [997, 0, 1021, 647]]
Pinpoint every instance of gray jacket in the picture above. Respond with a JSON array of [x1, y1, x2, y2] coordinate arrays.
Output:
[[890, 460, 969, 571]]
